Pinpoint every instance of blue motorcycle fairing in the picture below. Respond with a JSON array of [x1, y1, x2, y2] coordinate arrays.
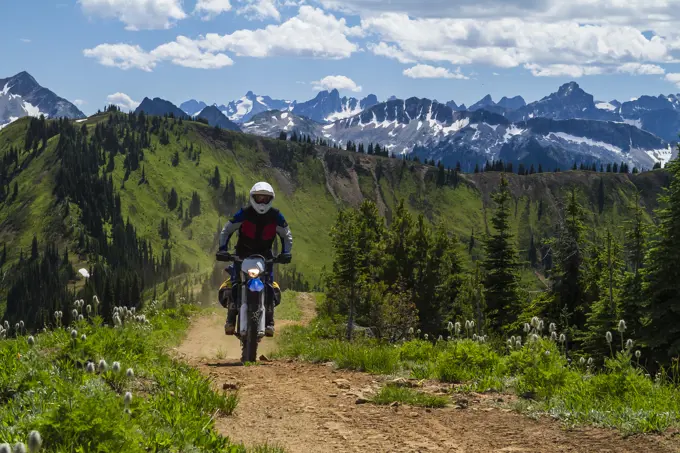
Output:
[[247, 278, 265, 292]]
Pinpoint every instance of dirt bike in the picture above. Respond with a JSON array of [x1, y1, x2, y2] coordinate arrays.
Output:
[[216, 250, 283, 363]]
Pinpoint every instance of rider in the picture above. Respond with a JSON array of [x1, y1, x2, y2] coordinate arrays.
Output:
[[218, 181, 292, 337]]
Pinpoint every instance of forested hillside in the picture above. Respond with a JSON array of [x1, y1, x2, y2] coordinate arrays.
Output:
[[0, 107, 670, 334]]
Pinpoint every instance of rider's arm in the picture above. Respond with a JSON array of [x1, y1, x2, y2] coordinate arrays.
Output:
[[276, 212, 293, 253], [219, 209, 245, 250]]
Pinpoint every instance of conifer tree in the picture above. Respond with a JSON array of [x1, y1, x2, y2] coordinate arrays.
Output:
[[642, 157, 680, 365], [483, 175, 521, 331], [620, 190, 647, 339]]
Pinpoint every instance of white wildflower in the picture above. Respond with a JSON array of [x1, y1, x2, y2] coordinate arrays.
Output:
[[438, 335, 443, 341], [587, 357, 593, 366], [126, 368, 134, 378], [93, 295, 100, 306], [27, 336, 34, 346], [0, 443, 10, 453], [408, 327, 414, 335], [447, 322, 454, 331], [86, 362, 95, 373], [545, 350, 550, 356], [530, 316, 539, 328], [27, 430, 42, 453], [112, 361, 121, 373], [77, 315, 84, 322], [81, 334, 86, 341], [626, 339, 634, 350], [579, 357, 586, 365], [12, 442, 26, 453], [550, 332, 557, 341], [618, 320, 626, 333], [86, 305, 92, 314], [549, 323, 556, 333], [559, 333, 566, 343], [424, 334, 429, 340], [124, 391, 132, 413], [523, 323, 530, 333], [605, 331, 613, 343], [71, 309, 78, 318], [98, 359, 108, 373], [71, 329, 77, 339], [635, 350, 642, 359]]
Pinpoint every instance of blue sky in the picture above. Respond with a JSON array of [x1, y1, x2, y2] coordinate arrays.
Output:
[[5, 0, 680, 115]]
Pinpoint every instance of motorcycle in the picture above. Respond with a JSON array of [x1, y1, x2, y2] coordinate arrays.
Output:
[[216, 250, 283, 363]]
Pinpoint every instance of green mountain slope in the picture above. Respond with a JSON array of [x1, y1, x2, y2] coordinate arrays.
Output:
[[0, 111, 670, 316]]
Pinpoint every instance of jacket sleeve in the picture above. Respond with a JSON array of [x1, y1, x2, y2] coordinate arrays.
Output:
[[219, 209, 245, 249], [276, 212, 293, 253]]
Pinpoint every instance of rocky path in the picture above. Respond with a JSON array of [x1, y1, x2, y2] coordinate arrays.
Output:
[[176, 294, 680, 453]]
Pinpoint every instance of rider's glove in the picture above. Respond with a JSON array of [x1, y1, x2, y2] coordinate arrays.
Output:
[[278, 253, 292, 264]]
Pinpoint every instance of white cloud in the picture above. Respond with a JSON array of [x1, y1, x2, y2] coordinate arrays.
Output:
[[524, 64, 606, 77], [151, 36, 234, 68], [83, 38, 233, 71], [493, 72, 500, 75], [194, 0, 232, 20], [403, 64, 468, 79], [78, 0, 186, 30], [237, 0, 281, 21], [665, 73, 680, 87], [107, 92, 139, 111], [83, 44, 158, 71], [366, 42, 415, 64], [616, 62, 665, 75], [20, 38, 31, 43], [74, 99, 87, 106], [312, 75, 362, 92], [196, 6, 359, 58]]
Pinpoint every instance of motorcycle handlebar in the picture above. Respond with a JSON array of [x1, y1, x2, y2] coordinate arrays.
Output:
[[215, 251, 282, 264]]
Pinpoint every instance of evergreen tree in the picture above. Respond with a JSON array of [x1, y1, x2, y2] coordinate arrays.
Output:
[[620, 190, 647, 340], [642, 157, 680, 366], [482, 175, 521, 331], [597, 178, 605, 214], [167, 187, 178, 210]]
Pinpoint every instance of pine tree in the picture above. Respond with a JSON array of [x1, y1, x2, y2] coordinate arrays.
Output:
[[642, 157, 680, 365], [482, 175, 521, 331], [167, 187, 178, 210], [620, 190, 647, 340], [597, 178, 605, 214]]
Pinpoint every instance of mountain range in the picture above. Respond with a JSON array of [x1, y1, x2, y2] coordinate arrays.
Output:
[[2, 70, 679, 172]]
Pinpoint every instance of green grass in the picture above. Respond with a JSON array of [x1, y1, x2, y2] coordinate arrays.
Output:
[[0, 300, 283, 452], [371, 384, 449, 408], [276, 291, 302, 321], [275, 320, 680, 435]]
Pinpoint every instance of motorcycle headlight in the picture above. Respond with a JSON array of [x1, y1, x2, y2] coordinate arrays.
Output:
[[247, 268, 261, 278]]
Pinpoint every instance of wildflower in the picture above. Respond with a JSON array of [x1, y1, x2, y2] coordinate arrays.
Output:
[[579, 357, 586, 365], [507, 339, 513, 347], [472, 334, 478, 341], [545, 350, 550, 356], [12, 442, 26, 453], [635, 350, 642, 359], [523, 323, 530, 333], [78, 315, 84, 322], [98, 359, 108, 373], [454, 322, 461, 335], [86, 362, 95, 373], [126, 368, 134, 378], [550, 332, 557, 341], [530, 316, 539, 328], [112, 361, 121, 373], [515, 337, 522, 348], [408, 327, 414, 335], [72, 309, 78, 319], [469, 320, 475, 329], [27, 431, 42, 453], [124, 391, 132, 413], [618, 320, 626, 333], [587, 357, 593, 366], [447, 322, 453, 332], [27, 336, 34, 346], [86, 305, 92, 314], [537, 320, 544, 333], [14, 323, 19, 333], [559, 334, 566, 343], [530, 333, 539, 343], [447, 336, 452, 341], [423, 334, 429, 340], [93, 295, 100, 306], [81, 334, 86, 341], [71, 329, 77, 339], [19, 321, 24, 329], [3, 321, 8, 330], [605, 331, 613, 344], [0, 444, 9, 453], [416, 329, 421, 336], [626, 339, 634, 350], [438, 335, 443, 341], [549, 323, 556, 333]]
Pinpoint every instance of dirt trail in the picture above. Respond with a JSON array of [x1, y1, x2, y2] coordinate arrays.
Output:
[[177, 294, 680, 453]]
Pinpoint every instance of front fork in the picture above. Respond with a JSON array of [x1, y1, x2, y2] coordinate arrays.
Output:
[[236, 279, 266, 338]]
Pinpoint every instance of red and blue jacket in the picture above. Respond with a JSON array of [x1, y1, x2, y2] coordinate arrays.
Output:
[[219, 206, 293, 259]]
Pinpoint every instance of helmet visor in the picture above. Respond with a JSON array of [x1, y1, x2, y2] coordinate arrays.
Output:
[[253, 194, 273, 204]]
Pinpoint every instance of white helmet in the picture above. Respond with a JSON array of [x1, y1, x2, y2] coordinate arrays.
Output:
[[249, 181, 275, 214]]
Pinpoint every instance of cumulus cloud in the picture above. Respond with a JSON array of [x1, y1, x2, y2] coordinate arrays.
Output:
[[665, 73, 680, 87], [107, 92, 140, 111], [525, 62, 667, 77], [83, 38, 233, 71], [403, 64, 468, 79], [197, 6, 360, 58], [83, 44, 158, 71], [194, 0, 232, 20], [616, 62, 666, 75], [78, 0, 186, 30], [73, 99, 87, 106], [312, 75, 362, 92], [237, 0, 281, 21]]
